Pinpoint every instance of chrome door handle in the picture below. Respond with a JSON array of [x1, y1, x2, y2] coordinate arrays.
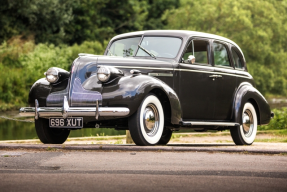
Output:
[[209, 74, 222, 81], [209, 75, 222, 78]]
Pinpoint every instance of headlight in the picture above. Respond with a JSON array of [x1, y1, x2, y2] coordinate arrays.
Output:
[[97, 67, 111, 82], [45, 67, 59, 83]]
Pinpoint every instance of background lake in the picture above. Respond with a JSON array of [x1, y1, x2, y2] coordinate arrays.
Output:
[[0, 111, 125, 140]]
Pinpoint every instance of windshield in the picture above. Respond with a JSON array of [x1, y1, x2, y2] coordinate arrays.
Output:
[[136, 37, 182, 58], [108, 36, 182, 58]]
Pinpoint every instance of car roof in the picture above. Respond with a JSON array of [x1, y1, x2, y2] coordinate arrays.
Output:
[[110, 30, 244, 56]]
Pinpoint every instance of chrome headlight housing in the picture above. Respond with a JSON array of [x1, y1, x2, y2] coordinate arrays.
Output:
[[97, 66, 124, 83], [44, 67, 70, 83], [97, 66, 111, 82], [45, 67, 59, 83]]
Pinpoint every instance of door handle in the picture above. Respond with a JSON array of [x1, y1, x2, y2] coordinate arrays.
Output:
[[209, 74, 222, 80]]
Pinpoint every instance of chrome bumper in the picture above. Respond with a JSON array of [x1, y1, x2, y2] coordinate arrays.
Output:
[[19, 96, 129, 119]]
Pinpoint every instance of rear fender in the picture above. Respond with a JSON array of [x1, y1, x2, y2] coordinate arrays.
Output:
[[233, 83, 271, 125]]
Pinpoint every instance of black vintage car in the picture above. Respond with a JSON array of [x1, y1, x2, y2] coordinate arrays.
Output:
[[20, 30, 273, 146]]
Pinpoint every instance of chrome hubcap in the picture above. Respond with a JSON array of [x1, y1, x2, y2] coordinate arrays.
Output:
[[242, 109, 254, 137], [143, 104, 159, 136]]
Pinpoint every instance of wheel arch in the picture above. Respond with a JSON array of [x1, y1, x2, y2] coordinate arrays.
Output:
[[233, 83, 271, 125], [149, 88, 172, 126]]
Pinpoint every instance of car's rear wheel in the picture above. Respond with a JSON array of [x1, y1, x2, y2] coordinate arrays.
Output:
[[230, 102, 257, 145], [129, 94, 164, 146], [35, 118, 70, 144]]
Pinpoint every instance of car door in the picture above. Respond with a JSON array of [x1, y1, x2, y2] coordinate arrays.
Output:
[[212, 41, 237, 120], [178, 38, 216, 120]]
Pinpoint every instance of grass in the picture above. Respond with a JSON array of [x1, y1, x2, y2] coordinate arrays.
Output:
[[46, 147, 57, 151], [255, 138, 287, 143]]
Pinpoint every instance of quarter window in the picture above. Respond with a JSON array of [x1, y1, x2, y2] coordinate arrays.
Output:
[[232, 48, 244, 69], [213, 42, 231, 67]]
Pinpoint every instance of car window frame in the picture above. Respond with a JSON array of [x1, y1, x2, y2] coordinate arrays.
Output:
[[211, 40, 234, 69], [180, 37, 212, 67], [230, 46, 246, 71]]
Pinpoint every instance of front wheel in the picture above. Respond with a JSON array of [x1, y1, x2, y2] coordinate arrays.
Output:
[[35, 118, 70, 144], [230, 102, 257, 145], [157, 128, 172, 145], [129, 94, 164, 146]]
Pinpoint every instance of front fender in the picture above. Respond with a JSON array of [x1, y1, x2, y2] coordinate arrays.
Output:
[[101, 74, 182, 125], [28, 78, 51, 107], [233, 83, 271, 125]]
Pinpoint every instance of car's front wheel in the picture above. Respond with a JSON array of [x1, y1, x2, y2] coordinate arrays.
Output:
[[157, 128, 172, 145], [129, 94, 164, 146], [35, 118, 70, 144], [230, 102, 258, 145]]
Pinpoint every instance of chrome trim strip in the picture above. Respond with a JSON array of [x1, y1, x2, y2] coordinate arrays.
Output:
[[181, 121, 239, 126], [148, 73, 173, 77], [108, 65, 252, 79], [178, 69, 252, 79], [99, 65, 174, 71]]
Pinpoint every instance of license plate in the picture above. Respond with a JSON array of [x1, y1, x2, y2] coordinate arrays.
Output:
[[49, 117, 83, 128]]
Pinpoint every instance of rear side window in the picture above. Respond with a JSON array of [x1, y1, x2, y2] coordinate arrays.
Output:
[[213, 42, 231, 67], [232, 48, 244, 69]]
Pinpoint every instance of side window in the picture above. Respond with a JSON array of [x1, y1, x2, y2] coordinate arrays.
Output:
[[232, 48, 244, 69], [183, 40, 209, 64], [213, 42, 231, 67]]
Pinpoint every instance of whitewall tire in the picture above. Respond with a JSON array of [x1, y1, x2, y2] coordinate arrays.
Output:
[[129, 94, 164, 146], [230, 102, 257, 145]]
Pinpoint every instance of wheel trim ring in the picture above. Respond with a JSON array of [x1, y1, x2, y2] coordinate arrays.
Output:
[[139, 95, 164, 144], [242, 109, 254, 138]]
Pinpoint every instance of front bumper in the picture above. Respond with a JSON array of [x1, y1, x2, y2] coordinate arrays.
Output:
[[19, 96, 130, 119]]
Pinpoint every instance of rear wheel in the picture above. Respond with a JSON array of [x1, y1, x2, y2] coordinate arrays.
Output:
[[35, 118, 70, 144], [230, 102, 257, 145], [129, 94, 164, 146]]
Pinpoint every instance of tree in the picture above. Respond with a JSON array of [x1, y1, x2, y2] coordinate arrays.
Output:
[[0, 0, 75, 44]]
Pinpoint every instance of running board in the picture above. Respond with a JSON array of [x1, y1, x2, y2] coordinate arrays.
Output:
[[180, 121, 239, 127]]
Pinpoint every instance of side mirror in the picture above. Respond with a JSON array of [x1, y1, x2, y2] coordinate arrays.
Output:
[[187, 55, 195, 64], [182, 55, 196, 64]]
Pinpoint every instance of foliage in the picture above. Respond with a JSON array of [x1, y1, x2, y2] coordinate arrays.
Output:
[[0, 40, 105, 110], [259, 108, 287, 130], [0, 0, 74, 45], [0, 0, 178, 45]]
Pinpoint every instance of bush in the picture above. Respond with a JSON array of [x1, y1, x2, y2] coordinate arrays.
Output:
[[259, 108, 287, 130], [0, 40, 105, 110]]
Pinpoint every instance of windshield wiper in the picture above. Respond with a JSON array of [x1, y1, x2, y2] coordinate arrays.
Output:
[[138, 45, 156, 59], [107, 49, 114, 56]]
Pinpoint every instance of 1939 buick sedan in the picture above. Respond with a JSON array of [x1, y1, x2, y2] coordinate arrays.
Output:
[[19, 30, 274, 146]]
